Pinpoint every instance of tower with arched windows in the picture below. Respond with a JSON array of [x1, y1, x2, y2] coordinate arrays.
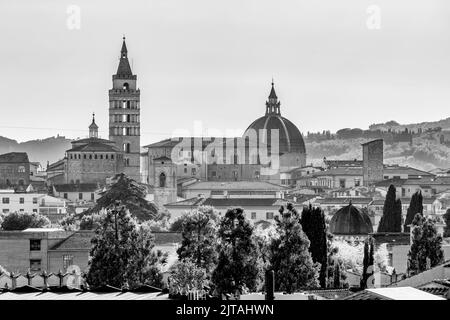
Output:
[[108, 37, 141, 182], [151, 156, 177, 206]]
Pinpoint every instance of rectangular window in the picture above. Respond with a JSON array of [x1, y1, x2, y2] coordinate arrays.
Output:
[[339, 179, 346, 189], [266, 212, 274, 220], [63, 193, 68, 199], [79, 193, 83, 200], [32, 209, 37, 213], [212, 171, 216, 177], [30, 259, 41, 272], [20, 197, 24, 204], [32, 197, 38, 204], [2, 197, 9, 204], [30, 239, 41, 251], [63, 255, 74, 271], [251, 212, 257, 220], [2, 209, 9, 213], [184, 168, 187, 174], [91, 193, 95, 201], [191, 168, 196, 175]]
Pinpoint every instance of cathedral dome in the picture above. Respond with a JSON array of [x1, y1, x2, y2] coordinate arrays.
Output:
[[329, 203, 373, 235], [243, 82, 306, 155]]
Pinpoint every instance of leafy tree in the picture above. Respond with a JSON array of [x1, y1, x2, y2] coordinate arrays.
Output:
[[269, 204, 320, 293], [86, 173, 162, 221], [253, 221, 278, 291], [300, 204, 328, 288], [86, 202, 167, 289], [211, 208, 259, 296], [168, 260, 208, 293], [360, 236, 375, 289], [177, 207, 219, 274], [1, 211, 51, 230], [377, 184, 402, 232], [332, 239, 364, 273], [443, 209, 450, 238], [407, 214, 444, 275], [404, 191, 423, 232]]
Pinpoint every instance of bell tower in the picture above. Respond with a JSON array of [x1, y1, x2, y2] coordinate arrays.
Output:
[[108, 37, 141, 182]]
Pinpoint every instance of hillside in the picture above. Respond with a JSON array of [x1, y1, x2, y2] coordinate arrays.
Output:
[[0, 135, 72, 167], [369, 117, 450, 132]]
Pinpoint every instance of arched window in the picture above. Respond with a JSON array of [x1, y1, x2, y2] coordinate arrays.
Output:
[[123, 83, 129, 90], [123, 143, 130, 153], [159, 172, 166, 188]]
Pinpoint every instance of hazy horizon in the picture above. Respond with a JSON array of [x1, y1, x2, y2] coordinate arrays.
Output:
[[1, 0, 450, 144]]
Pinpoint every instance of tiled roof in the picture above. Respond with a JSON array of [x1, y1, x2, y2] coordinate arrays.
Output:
[[72, 137, 115, 145], [165, 197, 206, 207], [54, 183, 99, 193], [324, 159, 363, 168], [311, 167, 363, 177], [383, 166, 435, 177], [183, 180, 286, 191], [50, 231, 94, 251], [374, 179, 408, 187], [317, 197, 373, 205], [0, 152, 29, 163], [404, 177, 450, 186], [201, 198, 291, 207], [67, 142, 119, 152], [303, 288, 354, 300]]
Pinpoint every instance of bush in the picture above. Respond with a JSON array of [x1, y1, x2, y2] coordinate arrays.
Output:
[[168, 260, 208, 293], [1, 212, 51, 231]]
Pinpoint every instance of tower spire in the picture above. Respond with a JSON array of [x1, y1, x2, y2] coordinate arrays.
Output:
[[115, 36, 133, 78], [266, 79, 280, 115], [89, 112, 98, 138]]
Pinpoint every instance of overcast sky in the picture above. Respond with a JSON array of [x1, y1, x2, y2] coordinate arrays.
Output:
[[1, 0, 450, 144]]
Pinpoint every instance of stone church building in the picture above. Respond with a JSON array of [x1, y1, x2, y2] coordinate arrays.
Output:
[[142, 81, 308, 205], [47, 38, 141, 186]]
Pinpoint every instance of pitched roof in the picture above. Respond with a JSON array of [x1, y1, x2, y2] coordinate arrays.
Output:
[[342, 287, 445, 300], [0, 152, 29, 163], [49, 231, 94, 251], [383, 166, 435, 177], [67, 142, 119, 152], [201, 198, 293, 207], [317, 197, 373, 205], [54, 183, 99, 193], [183, 180, 286, 191], [311, 167, 363, 177]]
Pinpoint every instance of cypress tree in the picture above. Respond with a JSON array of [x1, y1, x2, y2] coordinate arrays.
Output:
[[404, 191, 423, 233], [300, 204, 328, 288], [443, 209, 450, 238], [377, 184, 402, 232], [360, 236, 375, 289]]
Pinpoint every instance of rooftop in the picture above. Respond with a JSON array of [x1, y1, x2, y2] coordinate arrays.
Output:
[[183, 180, 287, 191], [54, 183, 99, 193], [0, 152, 29, 163]]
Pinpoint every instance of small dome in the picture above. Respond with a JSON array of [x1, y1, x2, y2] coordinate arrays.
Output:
[[329, 204, 373, 235]]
